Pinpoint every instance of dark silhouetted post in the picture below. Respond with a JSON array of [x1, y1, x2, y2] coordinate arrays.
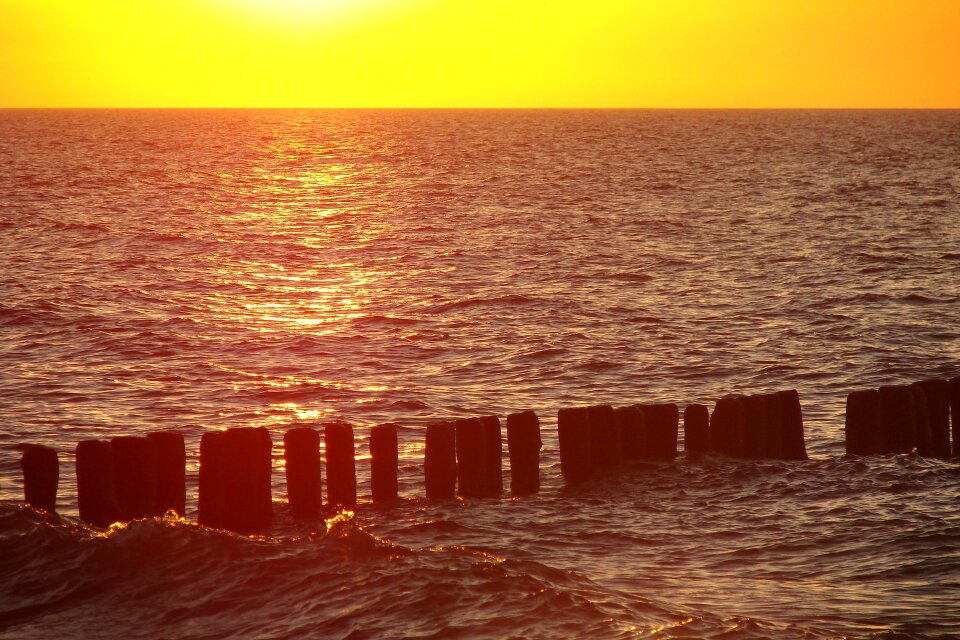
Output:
[[682, 404, 709, 454], [637, 403, 679, 459], [741, 395, 767, 459], [21, 445, 58, 512], [284, 427, 321, 517], [425, 422, 457, 499], [587, 404, 621, 469], [370, 423, 399, 502], [480, 415, 503, 497], [950, 377, 960, 457], [557, 407, 592, 483], [223, 427, 273, 532], [506, 410, 541, 495], [455, 418, 487, 498], [879, 385, 916, 454], [777, 390, 808, 460], [147, 431, 186, 516], [845, 389, 882, 455], [761, 393, 783, 458], [909, 383, 933, 457], [710, 397, 744, 457], [111, 436, 158, 521], [325, 423, 357, 508], [917, 379, 951, 458], [198, 430, 227, 528], [616, 406, 646, 459], [76, 440, 118, 528]]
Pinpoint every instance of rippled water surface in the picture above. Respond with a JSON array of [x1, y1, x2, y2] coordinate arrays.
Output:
[[1, 110, 959, 639]]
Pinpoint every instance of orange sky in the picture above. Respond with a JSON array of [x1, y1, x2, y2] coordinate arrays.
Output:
[[1, 0, 958, 107]]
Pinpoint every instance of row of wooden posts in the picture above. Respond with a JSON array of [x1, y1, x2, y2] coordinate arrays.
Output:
[[845, 376, 960, 457], [15, 382, 959, 533]]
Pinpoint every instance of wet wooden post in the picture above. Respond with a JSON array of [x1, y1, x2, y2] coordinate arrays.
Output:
[[223, 427, 273, 533], [682, 404, 709, 454], [21, 445, 58, 512], [615, 406, 646, 459], [455, 418, 487, 498], [637, 403, 679, 459], [76, 439, 118, 528], [111, 435, 158, 521], [284, 427, 321, 517], [950, 377, 960, 457], [710, 397, 744, 457], [909, 383, 933, 457], [740, 395, 767, 459], [558, 407, 592, 483], [424, 422, 457, 499], [370, 423, 399, 502], [917, 379, 951, 458], [879, 385, 916, 454], [777, 390, 808, 460], [506, 410, 541, 495], [480, 415, 503, 497], [845, 389, 882, 455], [761, 393, 784, 458], [325, 423, 357, 508], [147, 431, 186, 516], [587, 404, 621, 469], [198, 430, 227, 528]]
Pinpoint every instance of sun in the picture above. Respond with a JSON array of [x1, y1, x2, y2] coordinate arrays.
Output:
[[225, 0, 387, 23]]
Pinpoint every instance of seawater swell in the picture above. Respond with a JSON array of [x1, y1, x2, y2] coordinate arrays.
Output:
[[1, 110, 960, 638]]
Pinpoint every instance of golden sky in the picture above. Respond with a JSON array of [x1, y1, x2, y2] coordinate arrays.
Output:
[[1, 0, 958, 107]]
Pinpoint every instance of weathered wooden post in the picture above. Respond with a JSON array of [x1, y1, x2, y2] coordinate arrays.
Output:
[[325, 423, 357, 508], [455, 418, 487, 498], [370, 423, 399, 502], [917, 379, 951, 458], [909, 383, 933, 457], [21, 445, 58, 512], [284, 427, 322, 517], [950, 376, 960, 457], [147, 431, 186, 516], [558, 407, 593, 483], [587, 404, 620, 469], [76, 439, 118, 528], [740, 395, 767, 459], [879, 385, 916, 454], [845, 389, 882, 455], [682, 404, 709, 454], [506, 410, 541, 495], [761, 393, 784, 458], [480, 415, 503, 497], [637, 403, 679, 459], [776, 390, 808, 460], [223, 427, 273, 532], [198, 430, 227, 528], [615, 406, 646, 459], [111, 436, 159, 521], [710, 397, 744, 457], [425, 422, 457, 499]]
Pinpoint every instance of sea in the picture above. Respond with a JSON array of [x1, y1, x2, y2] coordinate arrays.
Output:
[[1, 109, 959, 639]]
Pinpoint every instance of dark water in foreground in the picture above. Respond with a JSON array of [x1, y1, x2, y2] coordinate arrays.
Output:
[[1, 110, 959, 638]]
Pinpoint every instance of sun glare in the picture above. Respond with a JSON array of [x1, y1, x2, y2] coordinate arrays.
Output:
[[223, 0, 388, 24]]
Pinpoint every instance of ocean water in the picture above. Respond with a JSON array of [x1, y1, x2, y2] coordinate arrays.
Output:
[[1, 109, 959, 639]]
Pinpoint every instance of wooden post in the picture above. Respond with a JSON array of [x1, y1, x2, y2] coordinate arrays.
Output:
[[587, 404, 620, 469], [909, 383, 933, 457], [506, 410, 541, 495], [76, 440, 118, 528], [147, 431, 186, 516], [370, 423, 399, 502], [324, 423, 357, 508], [557, 407, 592, 483], [741, 395, 768, 459], [111, 436, 158, 521], [455, 418, 487, 498], [480, 415, 503, 497], [615, 406, 646, 459], [879, 385, 916, 454], [284, 427, 321, 517], [710, 397, 744, 457], [682, 404, 709, 454], [223, 427, 273, 533], [917, 379, 951, 458], [198, 430, 227, 528], [424, 422, 457, 499], [950, 377, 960, 457], [637, 403, 679, 459], [777, 390, 808, 460], [845, 389, 882, 455], [761, 393, 784, 458], [21, 445, 58, 512]]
